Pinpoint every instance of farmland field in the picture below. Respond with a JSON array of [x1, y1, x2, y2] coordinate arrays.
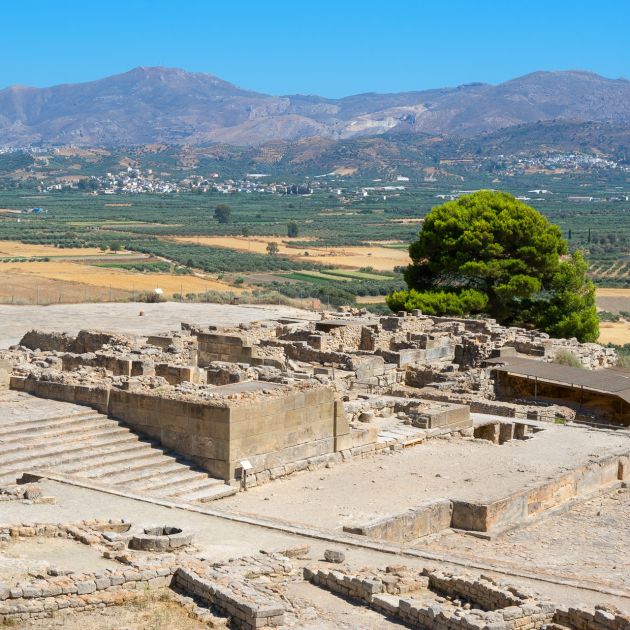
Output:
[[0, 260, 240, 304], [595, 287, 630, 314], [598, 321, 630, 345], [171, 235, 409, 271], [0, 170, 629, 309], [0, 240, 127, 258]]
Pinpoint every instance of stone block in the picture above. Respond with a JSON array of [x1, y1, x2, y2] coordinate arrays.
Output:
[[324, 549, 345, 563]]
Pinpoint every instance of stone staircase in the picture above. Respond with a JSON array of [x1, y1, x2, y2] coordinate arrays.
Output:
[[0, 404, 236, 503]]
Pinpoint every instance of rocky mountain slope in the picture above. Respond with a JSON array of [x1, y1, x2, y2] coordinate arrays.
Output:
[[1, 67, 630, 147]]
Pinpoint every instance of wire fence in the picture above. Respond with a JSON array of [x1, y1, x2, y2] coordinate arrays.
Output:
[[0, 283, 323, 310]]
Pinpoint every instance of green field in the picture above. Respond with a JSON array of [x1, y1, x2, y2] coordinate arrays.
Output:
[[0, 164, 629, 309], [321, 268, 393, 281]]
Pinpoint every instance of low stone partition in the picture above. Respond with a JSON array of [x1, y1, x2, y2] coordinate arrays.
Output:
[[174, 566, 285, 629], [344, 499, 453, 543], [344, 451, 629, 541], [304, 564, 556, 630], [0, 521, 296, 628], [427, 570, 523, 609], [451, 450, 628, 535], [155, 363, 206, 385], [553, 604, 630, 630], [0, 520, 178, 624], [473, 420, 540, 444], [0, 566, 176, 623]]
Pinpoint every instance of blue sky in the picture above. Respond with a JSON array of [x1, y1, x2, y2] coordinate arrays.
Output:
[[2, 0, 629, 96]]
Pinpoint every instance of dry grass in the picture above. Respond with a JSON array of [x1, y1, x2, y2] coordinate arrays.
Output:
[[0, 261, 241, 303], [0, 240, 119, 258], [595, 288, 630, 316], [333, 166, 357, 175], [0, 271, 130, 304], [598, 321, 630, 345], [171, 236, 410, 271], [22, 590, 210, 629], [356, 295, 387, 304], [596, 288, 630, 297]]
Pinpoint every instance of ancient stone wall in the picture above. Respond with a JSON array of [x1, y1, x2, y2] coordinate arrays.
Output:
[[14, 374, 347, 483], [553, 605, 630, 630], [174, 567, 284, 629], [227, 387, 345, 480], [344, 499, 453, 543], [18, 330, 131, 354], [0, 360, 10, 390], [197, 333, 285, 369], [304, 565, 556, 630], [450, 450, 628, 534], [343, 449, 628, 541]]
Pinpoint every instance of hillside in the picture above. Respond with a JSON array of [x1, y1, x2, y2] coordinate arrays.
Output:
[[2, 67, 630, 147]]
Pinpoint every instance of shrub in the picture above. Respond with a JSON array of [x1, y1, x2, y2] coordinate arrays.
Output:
[[552, 349, 583, 368], [135, 290, 165, 303], [386, 289, 488, 316], [598, 310, 620, 322]]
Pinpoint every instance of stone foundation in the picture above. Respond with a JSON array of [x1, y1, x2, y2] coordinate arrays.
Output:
[[304, 564, 557, 630], [344, 450, 629, 541]]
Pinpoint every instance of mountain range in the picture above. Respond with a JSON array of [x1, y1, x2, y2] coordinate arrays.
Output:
[[1, 66, 630, 148]]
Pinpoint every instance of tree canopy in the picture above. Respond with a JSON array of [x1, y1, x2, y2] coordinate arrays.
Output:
[[388, 191, 598, 342], [287, 220, 299, 238], [214, 203, 232, 224]]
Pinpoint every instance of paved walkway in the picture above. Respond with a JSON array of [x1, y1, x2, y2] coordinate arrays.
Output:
[[0, 302, 316, 347]]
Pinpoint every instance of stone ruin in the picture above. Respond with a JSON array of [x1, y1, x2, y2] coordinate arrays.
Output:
[[0, 518, 627, 629], [129, 526, 194, 552], [0, 309, 628, 627], [0, 309, 621, 491]]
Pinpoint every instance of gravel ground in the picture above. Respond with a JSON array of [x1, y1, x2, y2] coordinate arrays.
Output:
[[2, 480, 629, 609], [0, 537, 118, 582], [216, 427, 629, 531], [19, 591, 209, 629], [417, 487, 630, 590]]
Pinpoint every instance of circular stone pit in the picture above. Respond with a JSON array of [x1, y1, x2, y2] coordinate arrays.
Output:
[[128, 526, 193, 552]]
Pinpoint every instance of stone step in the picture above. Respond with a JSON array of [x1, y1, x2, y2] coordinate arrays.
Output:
[[0, 417, 119, 446], [68, 446, 164, 478], [0, 405, 231, 504], [124, 469, 211, 493], [88, 460, 186, 485], [0, 426, 137, 461], [0, 411, 101, 435], [0, 439, 145, 485], [53, 443, 160, 474], [70, 449, 167, 479], [177, 484, 236, 502], [1, 431, 143, 469], [0, 407, 102, 430], [138, 473, 220, 497]]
